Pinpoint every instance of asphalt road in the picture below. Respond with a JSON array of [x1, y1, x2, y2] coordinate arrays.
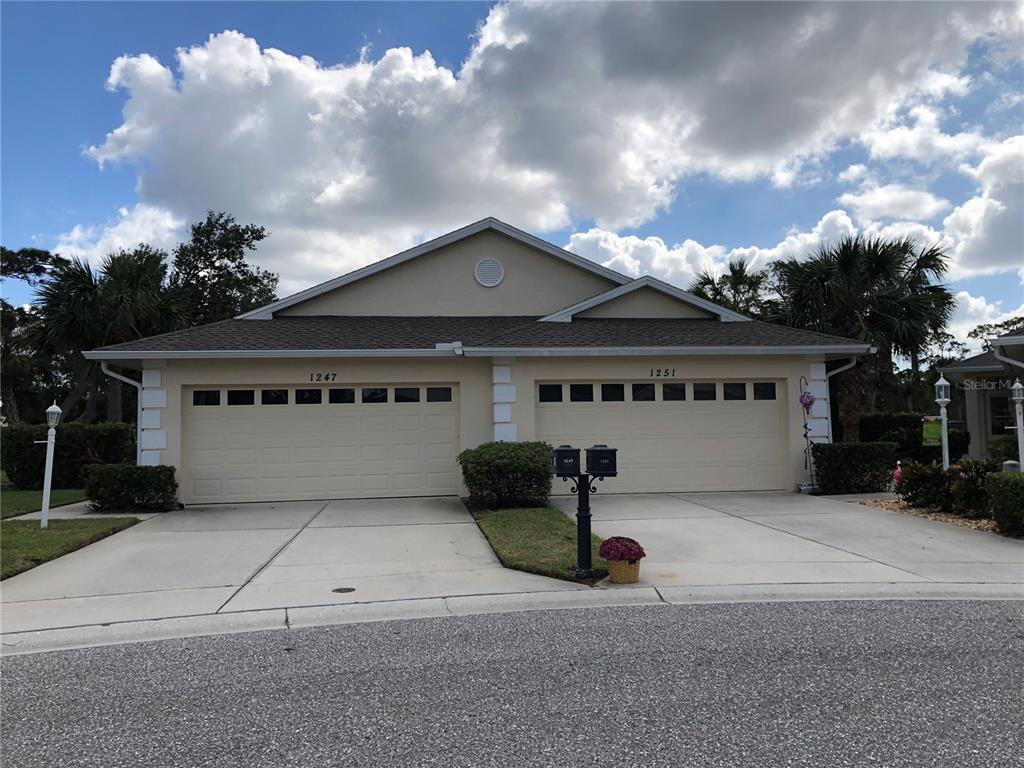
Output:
[[2, 600, 1021, 767]]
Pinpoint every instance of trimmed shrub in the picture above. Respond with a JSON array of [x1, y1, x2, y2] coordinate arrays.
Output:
[[989, 436, 1021, 464], [947, 458, 998, 518], [894, 462, 950, 509], [811, 442, 898, 494], [83, 464, 178, 512], [985, 472, 1024, 537], [859, 413, 969, 464], [458, 441, 553, 509], [0, 422, 135, 490]]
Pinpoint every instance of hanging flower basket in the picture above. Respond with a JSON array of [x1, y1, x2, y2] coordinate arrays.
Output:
[[598, 536, 646, 584], [799, 390, 816, 415]]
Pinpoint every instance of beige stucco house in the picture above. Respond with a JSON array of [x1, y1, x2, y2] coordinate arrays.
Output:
[[85, 218, 871, 504], [943, 332, 1024, 460]]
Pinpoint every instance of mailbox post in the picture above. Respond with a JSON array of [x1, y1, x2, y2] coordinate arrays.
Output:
[[553, 444, 617, 579]]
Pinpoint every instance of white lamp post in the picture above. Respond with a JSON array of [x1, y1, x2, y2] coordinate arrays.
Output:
[[934, 374, 951, 470], [38, 402, 63, 529], [1012, 379, 1024, 470]]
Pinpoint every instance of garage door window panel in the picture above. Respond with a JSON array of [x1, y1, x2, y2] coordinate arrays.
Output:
[[227, 390, 255, 406], [296, 389, 323, 405], [538, 384, 563, 403], [329, 388, 355, 404], [395, 387, 421, 403], [663, 383, 686, 401], [601, 383, 625, 402], [753, 382, 777, 400], [693, 383, 717, 401], [362, 387, 389, 404], [427, 387, 452, 402], [570, 384, 594, 402], [193, 390, 221, 406], [724, 383, 747, 401], [262, 389, 289, 405], [632, 383, 656, 402]]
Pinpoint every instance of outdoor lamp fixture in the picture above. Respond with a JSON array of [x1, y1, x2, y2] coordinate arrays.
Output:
[[1011, 379, 1024, 470], [554, 444, 617, 579], [37, 401, 63, 529], [934, 374, 951, 470]]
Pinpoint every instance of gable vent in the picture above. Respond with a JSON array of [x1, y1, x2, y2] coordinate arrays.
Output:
[[474, 258, 505, 287]]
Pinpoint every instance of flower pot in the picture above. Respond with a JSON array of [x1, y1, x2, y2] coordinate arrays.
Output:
[[607, 559, 641, 584]]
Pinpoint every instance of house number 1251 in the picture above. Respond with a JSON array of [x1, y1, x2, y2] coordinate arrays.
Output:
[[649, 368, 676, 377]]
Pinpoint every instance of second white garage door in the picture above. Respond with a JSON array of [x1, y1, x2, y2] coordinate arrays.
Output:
[[536, 380, 787, 493], [183, 384, 460, 503]]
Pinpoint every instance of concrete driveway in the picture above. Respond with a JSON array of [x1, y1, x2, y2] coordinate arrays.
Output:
[[552, 492, 1024, 595], [0, 497, 574, 634]]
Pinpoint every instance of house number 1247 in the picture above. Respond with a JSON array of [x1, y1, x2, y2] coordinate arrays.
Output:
[[309, 372, 338, 382], [650, 368, 676, 377]]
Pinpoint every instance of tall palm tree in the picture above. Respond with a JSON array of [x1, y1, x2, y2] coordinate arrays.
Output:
[[689, 258, 772, 317], [33, 247, 185, 422], [772, 235, 954, 441]]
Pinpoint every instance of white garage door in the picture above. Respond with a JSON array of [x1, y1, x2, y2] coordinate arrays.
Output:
[[183, 384, 460, 503], [536, 380, 786, 493]]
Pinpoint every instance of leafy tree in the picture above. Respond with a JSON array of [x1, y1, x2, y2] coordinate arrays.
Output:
[[33, 248, 186, 422], [967, 315, 1024, 348], [1, 246, 68, 287], [772, 235, 954, 441], [689, 258, 774, 317], [169, 211, 277, 325]]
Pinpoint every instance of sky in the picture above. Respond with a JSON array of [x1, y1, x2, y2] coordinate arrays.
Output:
[[2, 1, 1023, 353]]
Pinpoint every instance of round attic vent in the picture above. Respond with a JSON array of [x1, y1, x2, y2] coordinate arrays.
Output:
[[474, 257, 505, 287]]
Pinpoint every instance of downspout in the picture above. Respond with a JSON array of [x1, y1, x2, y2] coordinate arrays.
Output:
[[993, 346, 1024, 371], [824, 357, 859, 443], [100, 362, 142, 464]]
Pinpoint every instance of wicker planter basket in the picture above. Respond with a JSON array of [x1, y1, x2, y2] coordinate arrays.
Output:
[[607, 559, 641, 584]]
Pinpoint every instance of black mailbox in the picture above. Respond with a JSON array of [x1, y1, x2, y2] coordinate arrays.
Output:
[[553, 445, 581, 477], [586, 444, 617, 477]]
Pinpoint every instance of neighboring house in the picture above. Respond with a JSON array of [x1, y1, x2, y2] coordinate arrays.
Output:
[[84, 218, 870, 504], [943, 332, 1024, 459]]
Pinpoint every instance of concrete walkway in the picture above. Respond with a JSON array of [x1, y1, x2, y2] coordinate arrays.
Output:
[[552, 491, 1024, 596]]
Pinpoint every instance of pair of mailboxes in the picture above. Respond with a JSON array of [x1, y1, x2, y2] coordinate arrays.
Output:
[[553, 444, 617, 478]]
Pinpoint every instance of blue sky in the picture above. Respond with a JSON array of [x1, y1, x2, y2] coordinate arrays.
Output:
[[2, 2, 1022, 350]]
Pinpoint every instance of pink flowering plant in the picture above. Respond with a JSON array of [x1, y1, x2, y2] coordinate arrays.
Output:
[[598, 536, 646, 564]]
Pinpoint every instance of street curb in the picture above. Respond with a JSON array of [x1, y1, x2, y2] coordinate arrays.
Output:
[[2, 584, 1021, 656]]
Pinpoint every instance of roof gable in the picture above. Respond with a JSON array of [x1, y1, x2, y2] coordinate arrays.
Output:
[[240, 218, 629, 320], [539, 276, 750, 323]]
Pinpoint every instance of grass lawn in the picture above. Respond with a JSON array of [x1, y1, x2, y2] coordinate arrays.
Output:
[[474, 506, 608, 583], [1, 518, 139, 580], [1, 486, 89, 520]]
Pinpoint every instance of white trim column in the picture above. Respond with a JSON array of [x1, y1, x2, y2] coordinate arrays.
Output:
[[492, 358, 517, 442], [806, 362, 832, 445], [139, 362, 167, 466]]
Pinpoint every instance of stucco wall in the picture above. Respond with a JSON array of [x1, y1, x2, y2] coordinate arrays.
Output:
[[577, 288, 712, 319], [277, 230, 619, 317]]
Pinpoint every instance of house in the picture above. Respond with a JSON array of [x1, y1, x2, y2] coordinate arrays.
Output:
[[943, 332, 1024, 460], [84, 218, 871, 504]]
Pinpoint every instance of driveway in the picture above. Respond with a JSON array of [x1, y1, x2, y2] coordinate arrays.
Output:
[[0, 497, 576, 634], [552, 492, 1024, 594]]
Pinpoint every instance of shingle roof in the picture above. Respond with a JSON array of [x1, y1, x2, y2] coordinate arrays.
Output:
[[942, 350, 1005, 372], [87, 316, 868, 356]]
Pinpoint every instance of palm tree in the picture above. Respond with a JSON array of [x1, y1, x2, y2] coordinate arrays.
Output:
[[689, 258, 773, 317], [772, 235, 954, 441], [33, 247, 185, 422]]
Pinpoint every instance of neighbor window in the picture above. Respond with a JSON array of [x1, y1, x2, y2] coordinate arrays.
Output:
[[362, 387, 388, 404], [395, 387, 421, 403], [570, 384, 594, 402], [538, 384, 563, 403], [601, 383, 625, 402], [193, 390, 220, 406], [295, 389, 323, 405], [693, 383, 717, 401], [426, 387, 453, 402], [753, 382, 777, 401], [662, 383, 686, 401], [631, 383, 655, 401], [329, 388, 355, 404], [723, 383, 747, 401], [261, 389, 288, 405], [990, 395, 1013, 436], [227, 390, 255, 406]]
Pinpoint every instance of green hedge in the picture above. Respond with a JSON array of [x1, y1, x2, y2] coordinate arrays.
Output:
[[989, 436, 1020, 464], [859, 412, 969, 464], [894, 462, 948, 509], [83, 464, 178, 513], [894, 459, 999, 517], [1, 423, 135, 490], [458, 441, 553, 509], [985, 472, 1024, 537], [812, 442, 898, 494]]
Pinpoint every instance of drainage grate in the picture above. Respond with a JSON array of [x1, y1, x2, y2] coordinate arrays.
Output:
[[332, 587, 356, 594]]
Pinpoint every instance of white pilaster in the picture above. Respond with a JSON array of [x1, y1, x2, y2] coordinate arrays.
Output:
[[492, 360, 517, 442], [140, 363, 167, 465]]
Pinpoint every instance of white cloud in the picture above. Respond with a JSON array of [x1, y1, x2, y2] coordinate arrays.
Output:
[[837, 183, 951, 223], [943, 135, 1024, 279], [54, 204, 184, 263], [948, 291, 1024, 353], [860, 105, 989, 163], [838, 164, 869, 184], [75, 4, 1020, 290]]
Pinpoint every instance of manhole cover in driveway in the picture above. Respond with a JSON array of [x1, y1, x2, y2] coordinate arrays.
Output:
[[332, 587, 356, 594]]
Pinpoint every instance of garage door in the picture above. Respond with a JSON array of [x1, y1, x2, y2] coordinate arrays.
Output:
[[536, 380, 786, 493], [183, 384, 460, 503]]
